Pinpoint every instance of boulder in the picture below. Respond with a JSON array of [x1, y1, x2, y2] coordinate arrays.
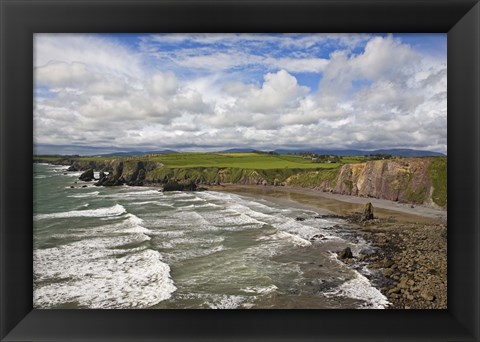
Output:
[[67, 165, 78, 172], [79, 169, 94, 181], [162, 181, 197, 192], [361, 202, 375, 221], [310, 234, 326, 242], [339, 247, 353, 259], [420, 291, 435, 301]]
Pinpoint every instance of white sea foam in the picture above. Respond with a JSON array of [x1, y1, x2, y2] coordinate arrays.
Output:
[[198, 209, 265, 228], [64, 172, 83, 177], [130, 201, 174, 207], [34, 204, 126, 220], [34, 205, 174, 309], [273, 231, 312, 247], [150, 211, 214, 231], [325, 272, 390, 309], [67, 191, 100, 198], [206, 295, 246, 309], [102, 189, 162, 199], [34, 248, 176, 309], [242, 284, 278, 295], [196, 191, 235, 202]]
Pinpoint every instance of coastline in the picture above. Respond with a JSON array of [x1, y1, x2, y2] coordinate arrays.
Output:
[[205, 184, 446, 223], [206, 183, 447, 309]]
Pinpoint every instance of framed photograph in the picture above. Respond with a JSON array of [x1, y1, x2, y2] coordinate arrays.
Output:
[[1, 0, 479, 341]]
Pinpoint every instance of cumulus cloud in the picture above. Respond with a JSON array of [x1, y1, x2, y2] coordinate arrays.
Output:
[[34, 33, 447, 154]]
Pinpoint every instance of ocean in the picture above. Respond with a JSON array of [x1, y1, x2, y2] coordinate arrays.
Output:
[[33, 163, 388, 309]]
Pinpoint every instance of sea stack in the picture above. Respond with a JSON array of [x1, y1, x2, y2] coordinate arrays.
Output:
[[361, 202, 374, 221]]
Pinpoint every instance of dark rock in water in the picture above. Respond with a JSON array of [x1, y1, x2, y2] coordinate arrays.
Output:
[[315, 214, 342, 219], [81, 185, 88, 188], [79, 169, 94, 181], [339, 247, 353, 259], [361, 202, 374, 221], [94, 171, 108, 186], [310, 234, 326, 241], [295, 217, 306, 221], [162, 181, 197, 192], [70, 186, 74, 188], [67, 165, 78, 171]]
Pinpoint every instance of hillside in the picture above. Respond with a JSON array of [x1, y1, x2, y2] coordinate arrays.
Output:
[[34, 153, 447, 209]]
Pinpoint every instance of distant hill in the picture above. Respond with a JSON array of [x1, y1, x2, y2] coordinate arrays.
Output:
[[218, 148, 257, 153], [272, 148, 445, 157], [97, 150, 178, 157], [93, 148, 444, 157]]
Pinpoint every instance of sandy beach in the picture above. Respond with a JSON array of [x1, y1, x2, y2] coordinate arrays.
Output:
[[207, 184, 448, 309], [207, 184, 446, 223]]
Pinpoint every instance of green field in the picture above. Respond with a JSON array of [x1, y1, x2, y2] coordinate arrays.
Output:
[[144, 153, 343, 169], [34, 152, 371, 170]]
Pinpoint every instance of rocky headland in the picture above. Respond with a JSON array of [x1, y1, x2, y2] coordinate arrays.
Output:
[[35, 156, 447, 210]]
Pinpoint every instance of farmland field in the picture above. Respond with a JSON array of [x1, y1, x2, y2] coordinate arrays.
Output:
[[144, 153, 344, 169], [35, 152, 352, 170]]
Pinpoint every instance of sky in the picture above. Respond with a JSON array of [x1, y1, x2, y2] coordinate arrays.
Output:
[[34, 33, 447, 155]]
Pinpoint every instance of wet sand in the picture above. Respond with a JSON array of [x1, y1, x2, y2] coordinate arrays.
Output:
[[206, 184, 448, 309], [206, 184, 446, 224]]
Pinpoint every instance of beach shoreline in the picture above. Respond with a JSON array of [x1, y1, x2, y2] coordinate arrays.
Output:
[[205, 184, 446, 223], [206, 183, 447, 309]]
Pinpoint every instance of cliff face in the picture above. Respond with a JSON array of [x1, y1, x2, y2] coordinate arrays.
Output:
[[333, 159, 434, 203], [35, 156, 446, 209], [285, 158, 446, 209]]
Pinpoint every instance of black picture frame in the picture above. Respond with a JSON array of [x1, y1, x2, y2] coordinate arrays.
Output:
[[1, 0, 479, 341]]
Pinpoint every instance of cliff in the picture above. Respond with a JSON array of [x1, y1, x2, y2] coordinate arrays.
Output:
[[285, 158, 446, 209], [34, 156, 446, 209]]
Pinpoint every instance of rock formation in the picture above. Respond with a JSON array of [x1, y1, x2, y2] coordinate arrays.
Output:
[[79, 169, 94, 181], [339, 247, 353, 259], [361, 202, 375, 221]]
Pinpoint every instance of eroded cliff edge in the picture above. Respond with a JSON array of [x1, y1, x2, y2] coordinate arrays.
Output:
[[35, 157, 446, 209]]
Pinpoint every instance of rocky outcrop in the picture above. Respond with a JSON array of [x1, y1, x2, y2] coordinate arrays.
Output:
[[285, 158, 446, 209], [361, 202, 374, 221], [128, 169, 146, 186], [339, 247, 353, 259], [79, 169, 94, 181], [162, 181, 197, 192], [332, 159, 432, 204]]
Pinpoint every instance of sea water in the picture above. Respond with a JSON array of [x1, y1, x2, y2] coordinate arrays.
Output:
[[33, 163, 388, 309]]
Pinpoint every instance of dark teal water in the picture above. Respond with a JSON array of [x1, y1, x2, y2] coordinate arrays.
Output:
[[33, 163, 388, 309]]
